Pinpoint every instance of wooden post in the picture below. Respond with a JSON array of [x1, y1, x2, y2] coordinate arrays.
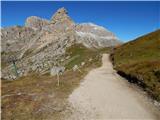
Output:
[[57, 73, 59, 86]]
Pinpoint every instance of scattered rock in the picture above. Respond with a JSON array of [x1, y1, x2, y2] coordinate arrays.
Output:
[[66, 56, 70, 59], [89, 58, 92, 62], [17, 93, 22, 96], [154, 100, 160, 107], [73, 65, 78, 71], [81, 62, 85, 66]]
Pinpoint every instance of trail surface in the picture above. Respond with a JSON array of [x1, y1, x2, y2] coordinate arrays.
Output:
[[67, 54, 160, 120]]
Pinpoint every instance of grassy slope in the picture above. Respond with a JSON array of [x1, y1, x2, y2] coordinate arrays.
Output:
[[2, 71, 84, 120], [111, 29, 160, 101], [64, 44, 111, 70], [2, 44, 111, 120]]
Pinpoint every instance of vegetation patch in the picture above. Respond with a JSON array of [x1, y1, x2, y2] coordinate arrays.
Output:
[[111, 30, 160, 101], [65, 44, 112, 70], [2, 71, 84, 120]]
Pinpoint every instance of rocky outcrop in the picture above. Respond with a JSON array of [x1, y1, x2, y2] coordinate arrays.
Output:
[[50, 66, 65, 76], [1, 7, 121, 80], [25, 16, 49, 30], [51, 7, 75, 27], [1, 26, 36, 63]]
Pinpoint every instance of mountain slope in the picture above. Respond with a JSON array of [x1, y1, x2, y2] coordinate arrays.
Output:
[[1, 7, 120, 80], [75, 23, 120, 48], [111, 29, 160, 101]]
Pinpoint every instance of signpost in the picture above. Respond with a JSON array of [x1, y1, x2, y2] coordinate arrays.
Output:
[[57, 73, 60, 86]]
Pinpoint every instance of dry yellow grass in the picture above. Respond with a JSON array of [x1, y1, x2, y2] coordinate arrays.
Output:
[[2, 44, 111, 120]]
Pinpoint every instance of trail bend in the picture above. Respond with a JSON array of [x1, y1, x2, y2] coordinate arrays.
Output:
[[66, 54, 160, 120]]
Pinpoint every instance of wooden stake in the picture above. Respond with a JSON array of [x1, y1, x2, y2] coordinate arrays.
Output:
[[57, 73, 59, 86]]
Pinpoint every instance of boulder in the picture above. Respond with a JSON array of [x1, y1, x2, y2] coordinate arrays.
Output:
[[81, 62, 85, 66], [50, 66, 65, 76], [89, 58, 92, 62], [72, 65, 78, 71]]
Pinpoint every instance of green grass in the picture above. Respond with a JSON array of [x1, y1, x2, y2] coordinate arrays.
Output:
[[64, 44, 111, 70], [111, 29, 160, 101]]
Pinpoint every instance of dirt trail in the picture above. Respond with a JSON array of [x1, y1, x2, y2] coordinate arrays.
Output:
[[66, 54, 160, 120]]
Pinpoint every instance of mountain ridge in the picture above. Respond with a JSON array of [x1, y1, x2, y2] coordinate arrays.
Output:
[[1, 7, 120, 80]]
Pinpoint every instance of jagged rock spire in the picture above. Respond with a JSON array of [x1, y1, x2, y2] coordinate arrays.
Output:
[[50, 7, 74, 26], [51, 7, 68, 21]]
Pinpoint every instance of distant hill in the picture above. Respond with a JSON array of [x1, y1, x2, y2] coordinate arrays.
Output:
[[111, 29, 160, 101]]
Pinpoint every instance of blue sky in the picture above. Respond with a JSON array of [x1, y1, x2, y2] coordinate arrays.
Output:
[[1, 1, 160, 42]]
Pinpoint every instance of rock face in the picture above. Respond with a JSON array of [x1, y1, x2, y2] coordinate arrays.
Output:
[[1, 26, 36, 63], [25, 16, 49, 30], [1, 7, 120, 80]]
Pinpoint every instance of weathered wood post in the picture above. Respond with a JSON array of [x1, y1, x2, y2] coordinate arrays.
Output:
[[51, 66, 63, 87], [57, 73, 60, 86]]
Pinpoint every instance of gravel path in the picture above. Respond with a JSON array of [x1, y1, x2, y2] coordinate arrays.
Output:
[[66, 54, 160, 120]]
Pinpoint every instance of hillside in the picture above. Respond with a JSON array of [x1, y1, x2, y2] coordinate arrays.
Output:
[[2, 44, 111, 120], [111, 29, 160, 101]]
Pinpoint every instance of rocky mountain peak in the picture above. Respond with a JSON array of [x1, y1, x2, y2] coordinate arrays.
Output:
[[51, 7, 68, 20], [50, 7, 74, 27], [56, 7, 68, 15]]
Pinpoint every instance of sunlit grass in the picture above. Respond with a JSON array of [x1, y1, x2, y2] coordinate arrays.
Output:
[[111, 29, 160, 101]]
